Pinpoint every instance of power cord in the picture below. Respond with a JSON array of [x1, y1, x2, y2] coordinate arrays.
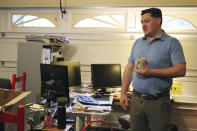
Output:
[[60, 0, 66, 19]]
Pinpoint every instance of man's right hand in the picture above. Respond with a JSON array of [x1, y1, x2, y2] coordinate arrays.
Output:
[[120, 92, 129, 110]]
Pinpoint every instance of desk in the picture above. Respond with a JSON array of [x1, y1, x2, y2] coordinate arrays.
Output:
[[68, 88, 114, 131], [42, 123, 73, 131], [42, 128, 65, 131], [25, 86, 118, 131], [67, 98, 113, 131], [67, 111, 111, 131], [41, 87, 119, 131], [170, 99, 197, 131]]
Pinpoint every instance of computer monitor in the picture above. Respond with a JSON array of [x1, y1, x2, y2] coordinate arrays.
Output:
[[91, 64, 121, 94], [52, 61, 81, 87], [40, 64, 69, 104]]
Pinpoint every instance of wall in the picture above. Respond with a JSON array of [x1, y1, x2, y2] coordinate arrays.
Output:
[[1, 7, 197, 130], [1, 0, 197, 7], [0, 7, 197, 103], [0, 39, 19, 79], [63, 34, 133, 82]]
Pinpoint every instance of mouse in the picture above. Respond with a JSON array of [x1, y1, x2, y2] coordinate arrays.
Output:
[[93, 93, 102, 98]]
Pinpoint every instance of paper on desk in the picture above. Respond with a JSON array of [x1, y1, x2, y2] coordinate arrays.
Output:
[[70, 92, 91, 99], [98, 100, 112, 105], [26, 103, 44, 111], [98, 101, 111, 105], [86, 105, 112, 111], [71, 100, 112, 113], [98, 95, 113, 105], [71, 96, 113, 105]]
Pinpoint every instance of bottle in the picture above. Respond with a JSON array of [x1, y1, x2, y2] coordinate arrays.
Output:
[[56, 97, 68, 129]]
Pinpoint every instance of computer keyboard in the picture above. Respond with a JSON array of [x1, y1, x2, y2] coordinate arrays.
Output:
[[77, 95, 99, 105]]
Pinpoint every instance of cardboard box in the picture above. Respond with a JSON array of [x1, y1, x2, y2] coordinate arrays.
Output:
[[0, 88, 31, 111]]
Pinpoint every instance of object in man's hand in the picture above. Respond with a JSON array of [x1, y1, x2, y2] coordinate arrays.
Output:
[[135, 58, 146, 71]]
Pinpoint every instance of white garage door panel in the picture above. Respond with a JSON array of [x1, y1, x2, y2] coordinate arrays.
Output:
[[0, 43, 17, 61]]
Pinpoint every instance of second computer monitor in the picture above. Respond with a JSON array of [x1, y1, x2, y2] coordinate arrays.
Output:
[[53, 61, 81, 87], [91, 64, 121, 93]]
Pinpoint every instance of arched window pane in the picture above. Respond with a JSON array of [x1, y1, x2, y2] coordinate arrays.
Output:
[[73, 14, 125, 29], [111, 15, 124, 24], [13, 15, 56, 28], [75, 18, 116, 28], [94, 15, 119, 25], [16, 15, 38, 24], [162, 16, 195, 30], [17, 18, 55, 27], [12, 15, 23, 23]]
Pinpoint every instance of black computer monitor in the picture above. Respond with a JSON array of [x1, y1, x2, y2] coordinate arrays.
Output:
[[52, 61, 81, 87], [40, 64, 69, 104], [91, 64, 121, 94]]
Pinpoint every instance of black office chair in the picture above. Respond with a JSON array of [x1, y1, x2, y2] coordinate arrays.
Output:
[[0, 78, 12, 89], [0, 78, 12, 131], [118, 115, 178, 131]]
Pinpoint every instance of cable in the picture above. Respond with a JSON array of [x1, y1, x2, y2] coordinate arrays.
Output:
[[60, 0, 66, 19]]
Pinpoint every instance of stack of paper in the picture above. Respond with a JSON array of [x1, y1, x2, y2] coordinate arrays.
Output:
[[71, 99, 112, 113]]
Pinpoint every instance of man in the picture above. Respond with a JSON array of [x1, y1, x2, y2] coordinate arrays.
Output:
[[120, 8, 186, 131]]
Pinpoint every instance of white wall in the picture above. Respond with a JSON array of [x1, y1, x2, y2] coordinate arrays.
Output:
[[0, 39, 19, 79], [63, 38, 133, 82], [1, 7, 197, 102]]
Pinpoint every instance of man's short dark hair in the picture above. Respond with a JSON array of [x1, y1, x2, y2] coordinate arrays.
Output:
[[141, 8, 162, 25]]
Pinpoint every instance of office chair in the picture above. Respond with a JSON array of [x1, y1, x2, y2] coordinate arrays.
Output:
[[12, 72, 26, 91], [0, 78, 12, 90]]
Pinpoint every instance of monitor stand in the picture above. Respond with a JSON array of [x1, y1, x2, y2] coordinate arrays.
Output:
[[93, 88, 110, 101], [97, 88, 110, 95]]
